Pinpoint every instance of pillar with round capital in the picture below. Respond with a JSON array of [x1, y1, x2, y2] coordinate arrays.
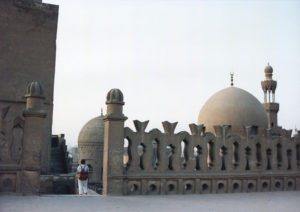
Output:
[[102, 88, 127, 195], [21, 81, 47, 195]]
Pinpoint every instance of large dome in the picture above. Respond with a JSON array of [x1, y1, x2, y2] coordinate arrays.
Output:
[[78, 115, 104, 144], [198, 87, 268, 134]]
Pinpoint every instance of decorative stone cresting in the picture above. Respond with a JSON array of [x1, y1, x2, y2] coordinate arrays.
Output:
[[102, 88, 300, 196], [162, 121, 178, 134], [134, 120, 149, 133]]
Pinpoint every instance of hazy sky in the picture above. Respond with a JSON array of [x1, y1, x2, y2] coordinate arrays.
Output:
[[44, 0, 300, 147]]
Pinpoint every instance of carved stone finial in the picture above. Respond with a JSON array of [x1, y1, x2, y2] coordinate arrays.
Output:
[[106, 88, 124, 105], [230, 72, 234, 87], [104, 88, 127, 121], [213, 125, 230, 138], [264, 63, 273, 80], [25, 81, 44, 99], [280, 129, 292, 139], [162, 121, 178, 134], [189, 124, 205, 136], [133, 120, 149, 133], [23, 81, 46, 117]]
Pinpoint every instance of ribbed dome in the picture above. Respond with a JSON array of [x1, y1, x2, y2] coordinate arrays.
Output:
[[25, 81, 44, 98], [78, 115, 104, 144], [198, 87, 268, 134], [106, 88, 124, 104]]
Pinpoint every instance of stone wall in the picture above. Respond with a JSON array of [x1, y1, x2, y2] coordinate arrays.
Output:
[[102, 89, 300, 195], [50, 134, 71, 174], [0, 81, 47, 194], [122, 121, 300, 195], [40, 174, 76, 194], [0, 0, 58, 174]]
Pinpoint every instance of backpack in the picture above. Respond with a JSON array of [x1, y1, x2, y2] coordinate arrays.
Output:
[[78, 165, 88, 181]]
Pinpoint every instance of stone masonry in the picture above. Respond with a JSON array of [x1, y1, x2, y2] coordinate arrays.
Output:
[[0, 81, 47, 194], [0, 0, 59, 174], [102, 89, 300, 195]]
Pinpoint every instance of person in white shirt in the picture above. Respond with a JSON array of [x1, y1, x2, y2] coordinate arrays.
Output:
[[77, 159, 89, 195]]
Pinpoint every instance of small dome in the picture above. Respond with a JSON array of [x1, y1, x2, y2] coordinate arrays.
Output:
[[25, 81, 44, 98], [106, 88, 124, 104], [264, 64, 273, 74], [78, 115, 104, 144], [198, 87, 268, 134]]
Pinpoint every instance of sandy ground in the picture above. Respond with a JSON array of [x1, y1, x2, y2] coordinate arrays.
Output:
[[0, 191, 299, 212]]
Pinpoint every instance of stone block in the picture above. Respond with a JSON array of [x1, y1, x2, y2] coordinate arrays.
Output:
[[0, 174, 16, 193], [244, 180, 257, 193], [260, 179, 271, 192], [147, 180, 160, 195], [40, 175, 53, 194], [127, 181, 141, 195], [166, 180, 177, 195], [183, 180, 195, 194], [273, 178, 283, 191], [230, 180, 242, 193], [285, 178, 295, 191], [216, 180, 227, 194], [21, 170, 40, 195], [200, 180, 211, 194]]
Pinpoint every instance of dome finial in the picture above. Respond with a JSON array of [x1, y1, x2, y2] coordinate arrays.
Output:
[[101, 107, 103, 116], [230, 72, 234, 86]]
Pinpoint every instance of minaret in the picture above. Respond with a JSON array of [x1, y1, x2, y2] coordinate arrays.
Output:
[[261, 63, 279, 129]]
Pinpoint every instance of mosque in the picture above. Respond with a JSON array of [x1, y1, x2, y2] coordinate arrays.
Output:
[[1, 0, 298, 196], [78, 63, 290, 189]]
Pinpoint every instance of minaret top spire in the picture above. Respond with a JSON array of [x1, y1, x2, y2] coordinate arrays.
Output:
[[230, 72, 234, 87]]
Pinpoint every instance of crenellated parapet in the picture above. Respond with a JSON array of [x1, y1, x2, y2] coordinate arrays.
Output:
[[122, 121, 300, 195], [102, 88, 300, 195]]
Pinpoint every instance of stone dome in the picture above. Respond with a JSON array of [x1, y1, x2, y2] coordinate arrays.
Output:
[[198, 87, 268, 134], [78, 115, 104, 144]]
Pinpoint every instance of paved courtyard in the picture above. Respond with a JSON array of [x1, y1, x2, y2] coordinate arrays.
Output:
[[0, 191, 300, 212]]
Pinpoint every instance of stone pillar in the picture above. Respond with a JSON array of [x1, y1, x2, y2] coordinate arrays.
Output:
[[21, 82, 47, 195], [102, 89, 127, 195]]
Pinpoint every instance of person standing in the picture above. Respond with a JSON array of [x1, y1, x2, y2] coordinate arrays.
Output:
[[77, 159, 89, 195]]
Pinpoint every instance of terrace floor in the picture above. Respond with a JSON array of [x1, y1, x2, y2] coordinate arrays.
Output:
[[0, 191, 299, 212]]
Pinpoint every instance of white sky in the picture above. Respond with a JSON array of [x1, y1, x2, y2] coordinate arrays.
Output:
[[44, 0, 300, 147]]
